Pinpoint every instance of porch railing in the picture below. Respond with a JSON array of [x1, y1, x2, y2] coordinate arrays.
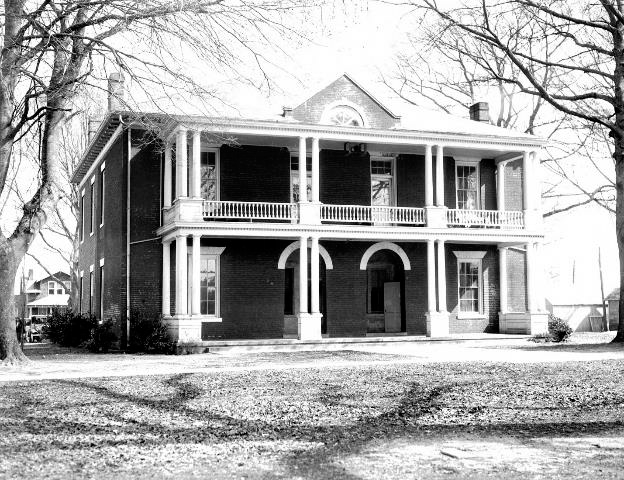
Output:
[[446, 209, 524, 229], [203, 200, 298, 221], [321, 204, 426, 225]]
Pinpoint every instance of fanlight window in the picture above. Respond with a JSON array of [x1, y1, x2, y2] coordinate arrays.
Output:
[[328, 106, 364, 127]]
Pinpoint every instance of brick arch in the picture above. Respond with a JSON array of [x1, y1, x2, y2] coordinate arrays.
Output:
[[359, 242, 411, 271], [277, 241, 334, 270]]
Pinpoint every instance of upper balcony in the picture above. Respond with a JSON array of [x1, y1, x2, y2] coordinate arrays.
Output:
[[158, 128, 543, 238]]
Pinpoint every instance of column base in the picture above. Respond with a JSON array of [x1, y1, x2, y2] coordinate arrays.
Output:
[[298, 312, 322, 340], [499, 312, 549, 335], [164, 315, 202, 343], [426, 311, 450, 337]]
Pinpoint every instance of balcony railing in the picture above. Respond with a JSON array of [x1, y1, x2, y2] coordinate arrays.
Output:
[[203, 200, 298, 222], [321, 204, 426, 225], [446, 209, 524, 229]]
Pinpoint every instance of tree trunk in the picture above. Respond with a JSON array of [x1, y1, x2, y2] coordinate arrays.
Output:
[[615, 134, 624, 342], [0, 235, 29, 364]]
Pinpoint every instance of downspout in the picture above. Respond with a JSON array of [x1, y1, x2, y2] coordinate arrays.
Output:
[[126, 122, 132, 346]]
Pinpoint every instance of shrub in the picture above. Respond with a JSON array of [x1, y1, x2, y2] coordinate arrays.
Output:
[[548, 314, 573, 342], [128, 310, 174, 354], [83, 320, 118, 353], [42, 309, 97, 347]]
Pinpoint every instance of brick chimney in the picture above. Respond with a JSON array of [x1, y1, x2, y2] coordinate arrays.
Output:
[[107, 73, 126, 111], [87, 118, 100, 141], [469, 102, 490, 123]]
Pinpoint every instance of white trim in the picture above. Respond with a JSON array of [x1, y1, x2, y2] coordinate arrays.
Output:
[[90, 175, 95, 185], [455, 159, 481, 209], [359, 242, 411, 271], [201, 147, 220, 201], [370, 156, 397, 208], [79, 270, 84, 278], [277, 240, 334, 270], [99, 165, 105, 228], [453, 250, 487, 260], [453, 251, 486, 316], [453, 156, 481, 165], [204, 246, 226, 255], [319, 99, 369, 127], [100, 161, 106, 171], [89, 264, 94, 272], [78, 125, 123, 189], [99, 258, 105, 266]]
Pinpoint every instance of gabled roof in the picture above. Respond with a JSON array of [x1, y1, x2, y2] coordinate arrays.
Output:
[[606, 287, 619, 301]]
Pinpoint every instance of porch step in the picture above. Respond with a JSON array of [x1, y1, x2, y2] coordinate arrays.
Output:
[[180, 334, 529, 354]]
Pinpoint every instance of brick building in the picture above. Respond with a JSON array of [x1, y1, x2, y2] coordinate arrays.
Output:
[[72, 74, 548, 345]]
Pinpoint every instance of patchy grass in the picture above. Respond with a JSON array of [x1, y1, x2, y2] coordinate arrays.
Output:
[[1, 358, 624, 479]]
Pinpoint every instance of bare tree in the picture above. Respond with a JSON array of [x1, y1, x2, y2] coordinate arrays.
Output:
[[0, 0, 321, 364], [408, 0, 624, 342], [383, 3, 616, 217]]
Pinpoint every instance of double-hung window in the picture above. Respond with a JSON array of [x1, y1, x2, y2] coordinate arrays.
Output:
[[370, 158, 394, 207], [48, 281, 55, 295], [79, 189, 85, 242], [454, 251, 486, 317], [455, 160, 480, 210], [99, 164, 105, 227], [90, 177, 95, 235], [201, 149, 219, 201], [187, 246, 224, 319], [290, 156, 311, 202]]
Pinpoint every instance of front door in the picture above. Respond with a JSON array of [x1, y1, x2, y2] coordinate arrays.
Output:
[[384, 282, 401, 333]]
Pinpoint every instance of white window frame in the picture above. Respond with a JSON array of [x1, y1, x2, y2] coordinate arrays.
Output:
[[99, 161, 106, 228], [99, 258, 105, 322], [201, 147, 220, 201], [48, 281, 55, 295], [454, 157, 481, 210], [80, 189, 85, 243], [89, 176, 96, 236], [319, 99, 368, 127], [453, 251, 486, 318], [289, 153, 312, 203], [369, 155, 397, 208], [79, 271, 84, 315], [89, 264, 94, 315], [187, 246, 225, 321]]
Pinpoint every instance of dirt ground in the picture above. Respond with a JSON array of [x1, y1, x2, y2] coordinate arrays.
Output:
[[1, 333, 623, 479]]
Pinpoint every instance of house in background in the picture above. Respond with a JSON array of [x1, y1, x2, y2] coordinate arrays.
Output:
[[18, 271, 71, 320], [72, 73, 549, 346], [606, 288, 620, 331]]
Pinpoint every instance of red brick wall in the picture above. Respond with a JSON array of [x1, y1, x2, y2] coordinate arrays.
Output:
[[292, 76, 398, 129], [507, 247, 527, 312], [320, 150, 370, 206], [220, 145, 290, 202], [445, 243, 499, 333], [505, 159, 524, 210], [396, 155, 425, 207]]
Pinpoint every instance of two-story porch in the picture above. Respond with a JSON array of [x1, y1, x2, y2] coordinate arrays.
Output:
[[155, 119, 548, 343]]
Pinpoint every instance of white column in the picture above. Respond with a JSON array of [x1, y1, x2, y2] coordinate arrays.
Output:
[[298, 137, 308, 203], [525, 242, 534, 312], [310, 236, 320, 314], [435, 145, 444, 207], [436, 240, 447, 312], [191, 235, 201, 315], [299, 236, 308, 314], [311, 137, 320, 203], [192, 130, 201, 198], [425, 144, 433, 206], [497, 162, 505, 211], [162, 241, 171, 316], [532, 150, 541, 209], [499, 246, 508, 314], [163, 143, 172, 208], [522, 151, 531, 211], [427, 239, 436, 312], [175, 235, 188, 315], [176, 127, 188, 198]]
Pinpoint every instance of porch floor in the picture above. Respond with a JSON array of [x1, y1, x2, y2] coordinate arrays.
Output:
[[184, 333, 530, 354]]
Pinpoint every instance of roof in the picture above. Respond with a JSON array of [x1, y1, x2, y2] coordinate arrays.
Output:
[[606, 288, 619, 301], [27, 294, 69, 307], [72, 74, 546, 184]]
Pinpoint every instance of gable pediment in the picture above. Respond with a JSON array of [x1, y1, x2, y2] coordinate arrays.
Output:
[[292, 75, 399, 129]]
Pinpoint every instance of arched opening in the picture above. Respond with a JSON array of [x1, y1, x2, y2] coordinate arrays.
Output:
[[283, 251, 328, 334], [365, 250, 405, 334]]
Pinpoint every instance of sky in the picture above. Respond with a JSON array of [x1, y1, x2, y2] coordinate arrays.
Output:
[[15, 1, 620, 303]]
